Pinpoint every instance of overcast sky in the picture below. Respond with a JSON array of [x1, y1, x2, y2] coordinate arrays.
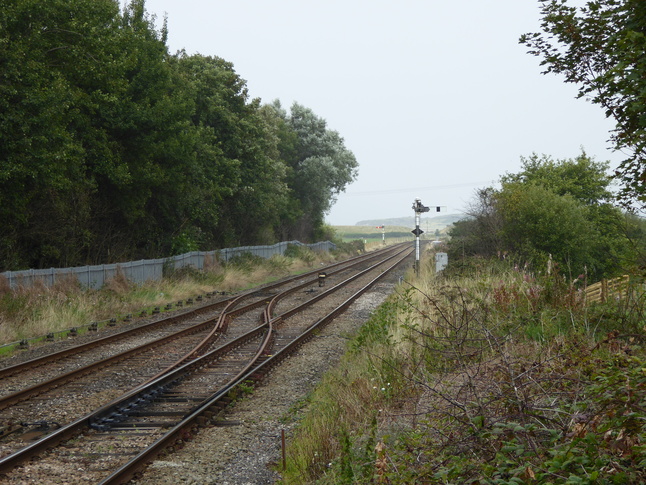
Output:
[[144, 0, 620, 226]]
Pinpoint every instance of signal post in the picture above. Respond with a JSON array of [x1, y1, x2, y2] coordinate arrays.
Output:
[[412, 198, 429, 275]]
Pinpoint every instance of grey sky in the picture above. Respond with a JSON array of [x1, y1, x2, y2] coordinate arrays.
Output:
[[144, 0, 620, 225]]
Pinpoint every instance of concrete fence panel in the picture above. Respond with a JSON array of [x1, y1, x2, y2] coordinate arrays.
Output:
[[1, 240, 336, 290]]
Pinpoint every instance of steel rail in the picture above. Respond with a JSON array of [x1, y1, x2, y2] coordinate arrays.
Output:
[[143, 244, 407, 379], [0, 245, 402, 406], [0, 244, 394, 380], [0, 245, 410, 476], [100, 247, 413, 485]]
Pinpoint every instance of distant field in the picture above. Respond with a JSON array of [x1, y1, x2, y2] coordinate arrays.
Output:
[[333, 224, 448, 242], [333, 225, 414, 242]]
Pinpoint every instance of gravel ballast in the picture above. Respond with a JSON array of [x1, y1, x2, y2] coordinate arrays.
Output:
[[133, 270, 405, 485]]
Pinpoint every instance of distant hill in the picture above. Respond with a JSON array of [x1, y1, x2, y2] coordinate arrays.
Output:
[[355, 213, 465, 231], [332, 213, 467, 242]]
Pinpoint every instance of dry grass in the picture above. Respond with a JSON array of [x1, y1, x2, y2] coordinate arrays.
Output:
[[0, 275, 10, 295], [281, 246, 646, 484], [0, 249, 350, 348]]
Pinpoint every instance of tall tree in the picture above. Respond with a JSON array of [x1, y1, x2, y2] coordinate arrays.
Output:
[[172, 54, 294, 247], [520, 0, 646, 208], [275, 102, 358, 239], [0, 0, 359, 270], [0, 0, 123, 268], [501, 152, 613, 205]]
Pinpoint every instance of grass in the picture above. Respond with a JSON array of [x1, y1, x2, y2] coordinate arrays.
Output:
[[0, 247, 348, 353], [278, 250, 646, 484]]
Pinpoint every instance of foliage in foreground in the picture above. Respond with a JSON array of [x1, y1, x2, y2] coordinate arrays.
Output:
[[279, 256, 646, 484], [520, 0, 646, 208]]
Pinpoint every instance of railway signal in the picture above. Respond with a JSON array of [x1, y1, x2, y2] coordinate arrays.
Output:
[[411, 198, 442, 275], [376, 225, 385, 244]]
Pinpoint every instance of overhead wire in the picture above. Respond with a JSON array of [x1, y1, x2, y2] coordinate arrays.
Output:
[[340, 180, 496, 197]]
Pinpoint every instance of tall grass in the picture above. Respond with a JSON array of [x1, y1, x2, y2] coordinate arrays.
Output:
[[279, 252, 646, 484], [0, 249, 343, 348]]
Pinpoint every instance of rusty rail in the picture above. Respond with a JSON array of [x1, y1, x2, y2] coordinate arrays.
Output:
[[0, 244, 411, 481]]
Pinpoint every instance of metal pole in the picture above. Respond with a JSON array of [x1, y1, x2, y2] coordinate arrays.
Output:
[[412, 198, 430, 276], [415, 211, 420, 275], [282, 429, 286, 471]]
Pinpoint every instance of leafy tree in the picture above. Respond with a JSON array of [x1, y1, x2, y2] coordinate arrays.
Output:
[[0, 0, 357, 270], [449, 153, 632, 279], [0, 0, 123, 268], [172, 54, 294, 247], [497, 182, 597, 276], [0, 0, 189, 267], [501, 152, 613, 205], [272, 102, 358, 239], [448, 188, 503, 259], [520, 0, 646, 207]]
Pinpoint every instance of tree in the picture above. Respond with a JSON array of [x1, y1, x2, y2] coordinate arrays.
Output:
[[448, 187, 503, 259], [0, 0, 193, 267], [0, 0, 358, 270], [497, 183, 597, 276], [172, 54, 295, 247], [448, 153, 631, 279], [274, 102, 359, 239], [0, 0, 123, 268], [501, 152, 613, 205], [520, 0, 646, 208]]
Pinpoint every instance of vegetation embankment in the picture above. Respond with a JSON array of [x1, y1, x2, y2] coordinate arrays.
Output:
[[280, 149, 646, 484], [279, 251, 646, 484], [0, 243, 360, 353]]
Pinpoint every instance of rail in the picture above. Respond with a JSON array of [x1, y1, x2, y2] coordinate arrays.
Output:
[[0, 244, 411, 481]]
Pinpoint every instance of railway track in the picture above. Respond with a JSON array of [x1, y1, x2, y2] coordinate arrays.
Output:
[[0, 246, 392, 421], [0, 244, 412, 483]]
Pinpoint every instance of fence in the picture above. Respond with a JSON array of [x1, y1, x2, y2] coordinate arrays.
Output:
[[0, 240, 336, 291], [584, 275, 632, 304]]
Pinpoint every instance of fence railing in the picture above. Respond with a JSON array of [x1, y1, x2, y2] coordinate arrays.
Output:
[[0, 240, 336, 291], [584, 275, 632, 304]]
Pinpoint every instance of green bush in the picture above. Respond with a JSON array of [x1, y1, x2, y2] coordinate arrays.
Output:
[[281, 257, 646, 484]]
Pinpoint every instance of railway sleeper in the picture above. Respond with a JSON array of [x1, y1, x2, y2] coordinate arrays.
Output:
[[153, 396, 206, 403], [108, 422, 173, 429], [0, 423, 23, 438], [129, 411, 188, 417]]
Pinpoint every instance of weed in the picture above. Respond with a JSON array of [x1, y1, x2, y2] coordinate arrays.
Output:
[[283, 244, 316, 267], [0, 243, 346, 349], [279, 255, 646, 485]]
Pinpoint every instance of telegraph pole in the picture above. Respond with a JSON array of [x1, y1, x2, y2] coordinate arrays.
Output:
[[411, 198, 430, 275]]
